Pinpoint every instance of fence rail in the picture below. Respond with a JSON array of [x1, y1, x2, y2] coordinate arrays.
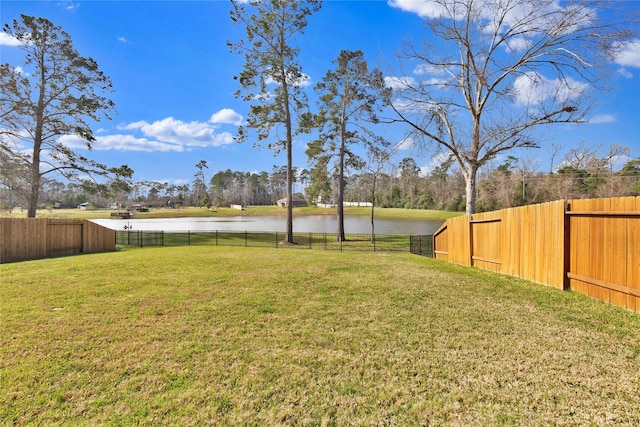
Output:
[[434, 196, 640, 312], [116, 230, 434, 257]]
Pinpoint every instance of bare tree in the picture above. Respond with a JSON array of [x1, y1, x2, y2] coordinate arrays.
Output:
[[564, 141, 601, 171], [385, 0, 635, 214], [361, 144, 394, 242]]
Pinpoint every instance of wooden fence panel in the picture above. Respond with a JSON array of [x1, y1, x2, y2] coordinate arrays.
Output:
[[433, 223, 449, 261], [446, 215, 471, 266], [471, 213, 502, 272], [436, 197, 640, 310], [564, 196, 639, 312], [47, 220, 83, 257], [83, 220, 116, 253], [0, 218, 115, 263], [1, 219, 47, 263]]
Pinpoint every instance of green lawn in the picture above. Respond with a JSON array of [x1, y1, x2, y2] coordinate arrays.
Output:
[[1, 247, 639, 425]]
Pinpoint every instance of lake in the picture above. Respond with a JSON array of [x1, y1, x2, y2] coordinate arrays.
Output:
[[92, 215, 444, 235]]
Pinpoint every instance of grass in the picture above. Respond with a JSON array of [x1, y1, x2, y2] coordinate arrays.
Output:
[[2, 247, 639, 425], [1, 205, 462, 221]]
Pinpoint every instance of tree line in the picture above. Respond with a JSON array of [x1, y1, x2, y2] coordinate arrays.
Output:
[[6, 145, 636, 214]]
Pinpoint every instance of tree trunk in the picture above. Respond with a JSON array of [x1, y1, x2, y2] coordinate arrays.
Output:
[[27, 137, 41, 218], [465, 165, 478, 215], [286, 139, 294, 244], [28, 78, 46, 218], [282, 75, 294, 244], [370, 174, 376, 244], [336, 127, 346, 242], [27, 171, 40, 218]]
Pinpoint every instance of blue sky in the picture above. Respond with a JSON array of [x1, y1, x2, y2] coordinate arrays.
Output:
[[1, 0, 639, 186]]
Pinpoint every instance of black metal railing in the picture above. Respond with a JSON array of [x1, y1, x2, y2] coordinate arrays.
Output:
[[116, 230, 434, 257], [410, 234, 434, 257]]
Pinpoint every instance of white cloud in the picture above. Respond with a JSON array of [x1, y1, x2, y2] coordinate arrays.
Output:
[[0, 32, 22, 47], [391, 98, 442, 114], [588, 114, 615, 124], [505, 37, 530, 53], [389, 0, 564, 26], [265, 72, 312, 87], [123, 116, 234, 147], [117, 36, 128, 43], [58, 112, 242, 153], [512, 72, 588, 106], [420, 152, 454, 175], [389, 0, 592, 55], [210, 108, 243, 126], [62, 2, 80, 11], [618, 68, 633, 79], [395, 137, 415, 151], [413, 64, 442, 76], [410, 65, 451, 88], [294, 73, 312, 87], [59, 134, 183, 152], [387, 0, 448, 18], [384, 75, 417, 89], [615, 39, 640, 68], [13, 66, 26, 75]]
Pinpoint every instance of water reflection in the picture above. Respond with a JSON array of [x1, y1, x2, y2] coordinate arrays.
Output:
[[92, 215, 443, 235]]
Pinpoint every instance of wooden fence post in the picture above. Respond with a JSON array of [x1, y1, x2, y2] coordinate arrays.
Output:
[[563, 200, 571, 290], [468, 215, 474, 267]]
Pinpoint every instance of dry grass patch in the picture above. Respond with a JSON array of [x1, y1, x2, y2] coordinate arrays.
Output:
[[1, 247, 639, 425]]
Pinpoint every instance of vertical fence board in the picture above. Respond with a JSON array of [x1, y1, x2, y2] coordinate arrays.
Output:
[[609, 197, 628, 308], [448, 215, 471, 266], [538, 202, 549, 286], [533, 203, 545, 284], [590, 198, 606, 302], [501, 208, 512, 276], [628, 197, 639, 312], [509, 207, 522, 279], [522, 205, 534, 281], [552, 200, 564, 287], [603, 198, 613, 305], [572, 200, 587, 296], [433, 223, 449, 261]]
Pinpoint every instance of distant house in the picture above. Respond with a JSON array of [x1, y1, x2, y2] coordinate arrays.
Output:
[[276, 195, 307, 208], [77, 202, 90, 210], [126, 204, 149, 212]]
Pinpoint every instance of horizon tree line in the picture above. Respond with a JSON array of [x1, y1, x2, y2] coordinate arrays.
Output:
[[4, 145, 638, 213]]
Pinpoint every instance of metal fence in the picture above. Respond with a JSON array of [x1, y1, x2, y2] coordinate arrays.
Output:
[[116, 230, 434, 257]]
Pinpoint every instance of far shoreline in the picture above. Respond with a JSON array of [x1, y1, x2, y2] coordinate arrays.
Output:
[[2, 205, 463, 221]]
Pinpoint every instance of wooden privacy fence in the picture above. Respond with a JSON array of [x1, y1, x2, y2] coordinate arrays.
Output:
[[433, 196, 639, 312], [0, 219, 115, 264]]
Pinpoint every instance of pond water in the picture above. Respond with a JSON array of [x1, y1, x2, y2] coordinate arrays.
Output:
[[91, 215, 444, 235]]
